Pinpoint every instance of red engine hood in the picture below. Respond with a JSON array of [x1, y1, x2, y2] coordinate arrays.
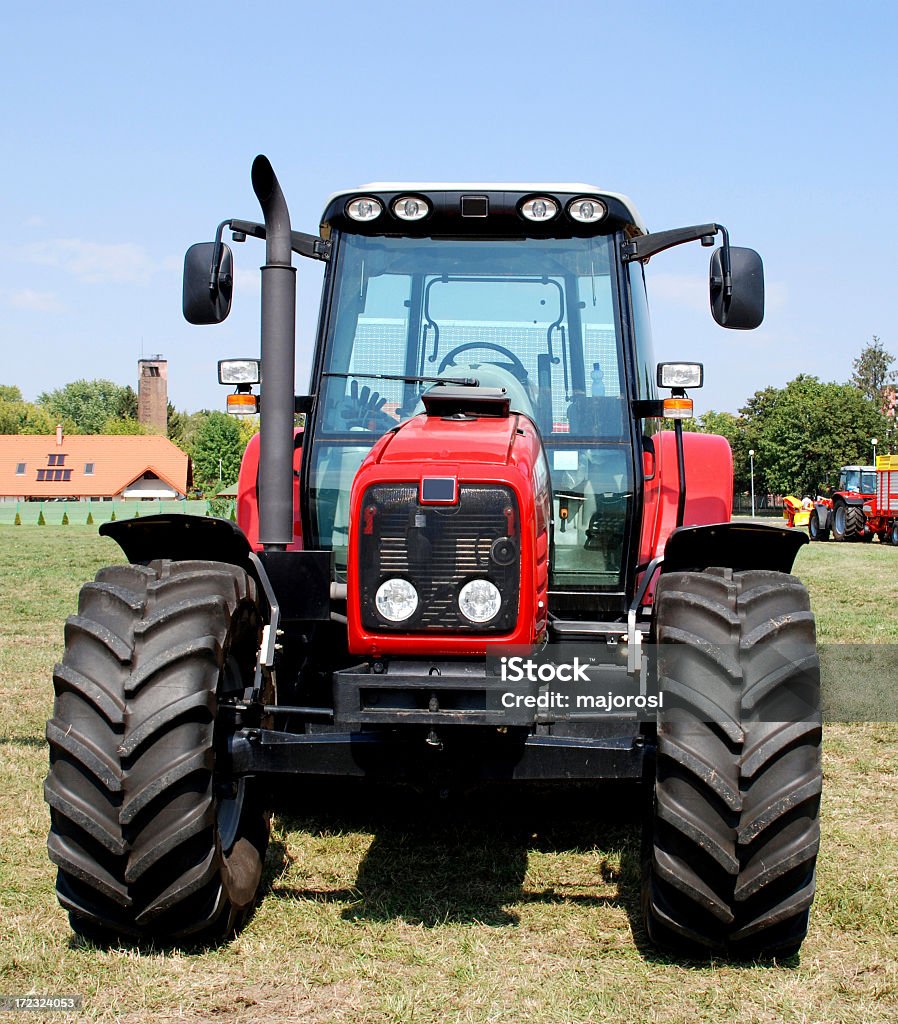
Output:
[[347, 411, 551, 657], [370, 412, 520, 468]]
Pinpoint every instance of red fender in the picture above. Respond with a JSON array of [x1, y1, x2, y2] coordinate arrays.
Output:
[[236, 428, 304, 551]]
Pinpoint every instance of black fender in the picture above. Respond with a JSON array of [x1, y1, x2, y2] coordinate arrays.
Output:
[[101, 514, 254, 571], [100, 514, 333, 622], [812, 501, 831, 530], [833, 495, 865, 507], [661, 521, 808, 575]]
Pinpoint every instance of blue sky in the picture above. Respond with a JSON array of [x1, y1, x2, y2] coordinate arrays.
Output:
[[2, 1, 896, 417]]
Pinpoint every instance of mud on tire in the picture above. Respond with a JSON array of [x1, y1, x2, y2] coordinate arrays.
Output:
[[45, 560, 269, 945], [644, 568, 821, 960]]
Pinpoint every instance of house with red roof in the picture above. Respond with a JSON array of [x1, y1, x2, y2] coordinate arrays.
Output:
[[0, 428, 191, 501]]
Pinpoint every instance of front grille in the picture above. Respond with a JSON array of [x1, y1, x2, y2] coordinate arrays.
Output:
[[359, 484, 520, 633]]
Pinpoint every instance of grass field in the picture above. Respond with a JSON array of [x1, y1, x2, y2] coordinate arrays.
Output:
[[0, 526, 896, 1023]]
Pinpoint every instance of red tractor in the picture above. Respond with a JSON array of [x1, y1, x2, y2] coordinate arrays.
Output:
[[45, 158, 821, 959], [809, 464, 898, 544]]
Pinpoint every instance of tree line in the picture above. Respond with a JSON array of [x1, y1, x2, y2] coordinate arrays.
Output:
[[0, 381, 255, 494]]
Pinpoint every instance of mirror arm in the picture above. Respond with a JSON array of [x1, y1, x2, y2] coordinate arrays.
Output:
[[228, 218, 331, 261], [715, 224, 733, 300], [209, 220, 233, 294], [622, 222, 729, 268]]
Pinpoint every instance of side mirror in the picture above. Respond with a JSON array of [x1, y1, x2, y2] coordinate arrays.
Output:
[[710, 246, 764, 330], [183, 241, 233, 325]]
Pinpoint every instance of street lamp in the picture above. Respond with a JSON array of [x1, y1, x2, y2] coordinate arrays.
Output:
[[749, 449, 756, 517], [872, 437, 878, 465]]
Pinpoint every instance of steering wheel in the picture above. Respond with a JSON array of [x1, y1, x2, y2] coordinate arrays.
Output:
[[438, 342, 529, 383]]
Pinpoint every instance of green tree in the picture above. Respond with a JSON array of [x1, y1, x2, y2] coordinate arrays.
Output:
[[0, 396, 55, 434], [190, 411, 243, 491], [171, 409, 212, 454], [37, 379, 137, 434], [0, 385, 24, 402], [101, 416, 148, 435], [740, 375, 881, 497], [851, 336, 896, 406], [696, 410, 752, 492]]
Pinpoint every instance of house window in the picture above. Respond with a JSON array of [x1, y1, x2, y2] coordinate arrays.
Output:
[[84, 463, 94, 475], [15, 462, 26, 475], [37, 469, 47, 481], [48, 454, 67, 467]]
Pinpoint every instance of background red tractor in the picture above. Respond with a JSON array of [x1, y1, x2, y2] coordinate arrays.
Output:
[[45, 158, 821, 960], [809, 462, 898, 544]]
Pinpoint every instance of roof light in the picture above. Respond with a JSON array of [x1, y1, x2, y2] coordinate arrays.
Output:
[[520, 196, 558, 222], [662, 397, 694, 420], [391, 196, 430, 221], [218, 359, 260, 385], [346, 196, 383, 222], [568, 197, 607, 224]]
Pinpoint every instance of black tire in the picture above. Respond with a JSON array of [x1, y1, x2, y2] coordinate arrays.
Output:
[[891, 523, 898, 547], [808, 510, 829, 542], [644, 568, 821, 960], [45, 560, 269, 945], [831, 501, 864, 541]]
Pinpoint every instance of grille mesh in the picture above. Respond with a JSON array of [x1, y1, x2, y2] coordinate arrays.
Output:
[[359, 484, 520, 632]]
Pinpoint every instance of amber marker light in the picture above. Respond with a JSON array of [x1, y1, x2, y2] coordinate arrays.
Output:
[[662, 397, 694, 419], [227, 392, 259, 415]]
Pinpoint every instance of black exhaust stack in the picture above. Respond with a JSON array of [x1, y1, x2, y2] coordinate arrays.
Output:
[[252, 155, 296, 551]]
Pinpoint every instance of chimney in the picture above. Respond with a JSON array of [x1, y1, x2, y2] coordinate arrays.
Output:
[[56, 424, 63, 446], [138, 355, 168, 434]]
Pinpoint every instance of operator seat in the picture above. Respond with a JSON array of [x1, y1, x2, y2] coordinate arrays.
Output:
[[582, 448, 629, 567]]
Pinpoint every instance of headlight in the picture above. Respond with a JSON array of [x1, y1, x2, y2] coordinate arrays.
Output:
[[458, 579, 502, 623], [657, 362, 704, 389], [568, 197, 607, 224], [218, 359, 260, 385], [375, 578, 419, 622], [346, 196, 383, 222], [520, 196, 558, 222], [392, 196, 430, 221]]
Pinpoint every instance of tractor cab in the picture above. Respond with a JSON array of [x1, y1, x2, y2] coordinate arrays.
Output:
[[310, 184, 643, 607], [837, 465, 877, 496]]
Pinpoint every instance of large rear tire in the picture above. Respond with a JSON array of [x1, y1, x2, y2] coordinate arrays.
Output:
[[45, 560, 269, 945], [832, 501, 864, 541], [644, 568, 821, 960]]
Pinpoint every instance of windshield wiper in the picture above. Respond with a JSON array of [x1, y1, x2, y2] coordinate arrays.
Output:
[[323, 371, 479, 387]]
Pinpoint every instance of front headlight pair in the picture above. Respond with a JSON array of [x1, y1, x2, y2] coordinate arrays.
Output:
[[374, 577, 501, 624]]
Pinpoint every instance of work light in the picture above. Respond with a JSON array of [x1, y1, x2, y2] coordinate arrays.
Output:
[[568, 197, 607, 224], [520, 197, 558, 222], [346, 197, 383, 222], [392, 196, 430, 221]]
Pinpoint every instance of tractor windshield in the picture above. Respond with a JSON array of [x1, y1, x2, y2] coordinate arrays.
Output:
[[312, 232, 633, 591], [839, 469, 876, 494]]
